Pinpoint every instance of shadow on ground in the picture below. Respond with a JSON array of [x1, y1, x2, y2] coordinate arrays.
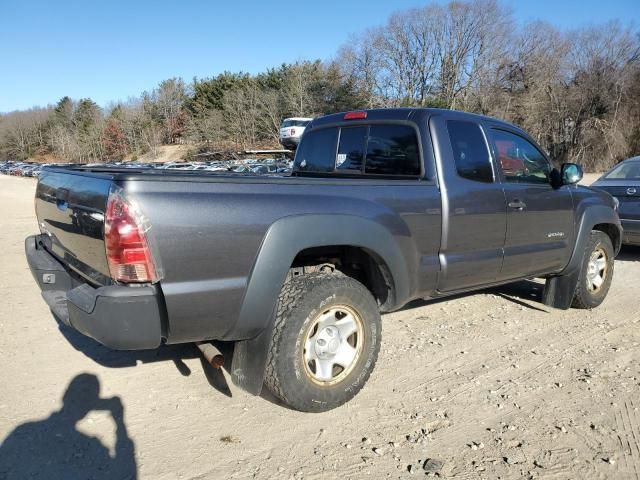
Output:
[[52, 317, 290, 408], [399, 278, 548, 314], [56, 318, 233, 398], [0, 374, 137, 480], [490, 279, 548, 312], [617, 244, 640, 261], [48, 275, 572, 410]]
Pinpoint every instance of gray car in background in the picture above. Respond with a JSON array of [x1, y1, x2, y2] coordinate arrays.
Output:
[[592, 156, 640, 245]]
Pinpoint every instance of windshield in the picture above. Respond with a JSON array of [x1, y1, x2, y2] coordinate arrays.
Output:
[[604, 161, 640, 180], [282, 120, 310, 128]]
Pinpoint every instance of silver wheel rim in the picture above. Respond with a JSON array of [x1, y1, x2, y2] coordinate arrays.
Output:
[[586, 247, 608, 293], [302, 305, 364, 386]]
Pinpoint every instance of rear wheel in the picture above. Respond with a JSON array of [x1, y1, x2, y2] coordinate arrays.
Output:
[[265, 272, 381, 412], [572, 230, 614, 309]]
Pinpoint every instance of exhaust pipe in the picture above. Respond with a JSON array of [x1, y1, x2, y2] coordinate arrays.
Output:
[[196, 342, 225, 369]]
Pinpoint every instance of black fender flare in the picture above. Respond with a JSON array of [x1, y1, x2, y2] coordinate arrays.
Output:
[[230, 214, 412, 395], [543, 205, 621, 309]]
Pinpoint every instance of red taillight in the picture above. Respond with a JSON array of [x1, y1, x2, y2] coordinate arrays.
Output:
[[104, 188, 158, 283], [344, 111, 367, 120], [291, 128, 296, 135]]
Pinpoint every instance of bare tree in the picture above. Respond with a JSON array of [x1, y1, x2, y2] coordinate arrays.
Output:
[[152, 78, 188, 144], [336, 32, 385, 107], [0, 107, 51, 159], [185, 108, 224, 145], [256, 89, 282, 143], [141, 123, 163, 159], [337, 0, 512, 108], [282, 62, 320, 117], [566, 22, 640, 169], [49, 123, 79, 160], [222, 83, 261, 148]]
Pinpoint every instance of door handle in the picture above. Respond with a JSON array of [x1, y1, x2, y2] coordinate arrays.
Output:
[[508, 200, 526, 210]]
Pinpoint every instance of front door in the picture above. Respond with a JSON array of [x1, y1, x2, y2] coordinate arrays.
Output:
[[488, 128, 575, 280]]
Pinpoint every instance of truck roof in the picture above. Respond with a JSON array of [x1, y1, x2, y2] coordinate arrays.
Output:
[[311, 107, 518, 132]]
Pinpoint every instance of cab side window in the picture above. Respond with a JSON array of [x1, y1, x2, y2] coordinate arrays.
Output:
[[490, 129, 551, 184], [446, 120, 493, 183]]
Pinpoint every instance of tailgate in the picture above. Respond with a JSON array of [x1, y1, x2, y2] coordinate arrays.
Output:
[[35, 169, 113, 284]]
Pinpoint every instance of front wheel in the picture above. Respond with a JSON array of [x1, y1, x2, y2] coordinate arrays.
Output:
[[265, 272, 381, 412], [572, 230, 614, 309]]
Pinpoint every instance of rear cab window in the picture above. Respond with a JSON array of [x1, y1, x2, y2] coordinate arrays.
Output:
[[365, 125, 420, 176], [336, 127, 367, 172], [294, 123, 421, 177]]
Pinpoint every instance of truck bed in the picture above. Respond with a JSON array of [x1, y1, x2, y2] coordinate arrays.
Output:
[[34, 166, 441, 345]]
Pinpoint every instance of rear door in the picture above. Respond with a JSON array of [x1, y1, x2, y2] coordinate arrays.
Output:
[[487, 128, 574, 279], [430, 115, 507, 292]]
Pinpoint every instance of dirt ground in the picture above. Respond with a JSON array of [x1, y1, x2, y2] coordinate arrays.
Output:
[[0, 174, 639, 480]]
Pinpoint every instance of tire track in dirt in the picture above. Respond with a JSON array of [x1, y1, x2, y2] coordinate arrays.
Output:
[[615, 399, 640, 479], [2, 175, 640, 480], [296, 280, 639, 478]]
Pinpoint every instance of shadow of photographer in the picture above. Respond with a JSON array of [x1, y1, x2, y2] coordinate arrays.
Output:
[[0, 373, 137, 480]]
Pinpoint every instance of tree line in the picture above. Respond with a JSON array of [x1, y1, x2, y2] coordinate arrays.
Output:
[[1, 0, 639, 171]]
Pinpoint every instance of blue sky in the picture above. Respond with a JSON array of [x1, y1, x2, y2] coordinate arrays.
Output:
[[1, 0, 638, 112]]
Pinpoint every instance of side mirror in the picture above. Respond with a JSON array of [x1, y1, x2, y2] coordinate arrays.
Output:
[[561, 163, 583, 185]]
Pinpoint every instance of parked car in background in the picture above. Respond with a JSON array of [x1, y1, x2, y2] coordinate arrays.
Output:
[[279, 117, 313, 150], [160, 162, 198, 170], [0, 160, 293, 177], [250, 163, 279, 174], [206, 163, 230, 172], [21, 166, 38, 177], [592, 156, 640, 245], [186, 165, 209, 171], [9, 163, 33, 176]]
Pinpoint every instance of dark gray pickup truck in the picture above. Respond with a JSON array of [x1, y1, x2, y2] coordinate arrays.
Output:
[[26, 108, 622, 412]]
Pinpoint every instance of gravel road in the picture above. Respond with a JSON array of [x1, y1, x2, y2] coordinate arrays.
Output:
[[1, 174, 639, 479]]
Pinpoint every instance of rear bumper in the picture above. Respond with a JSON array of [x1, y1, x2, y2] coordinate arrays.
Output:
[[622, 219, 640, 245], [279, 137, 300, 148], [25, 234, 165, 350]]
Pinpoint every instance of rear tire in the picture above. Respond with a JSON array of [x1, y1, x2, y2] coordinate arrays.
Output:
[[572, 230, 614, 309], [265, 272, 381, 412]]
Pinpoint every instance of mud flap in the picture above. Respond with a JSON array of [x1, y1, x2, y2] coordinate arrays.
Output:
[[542, 269, 580, 310], [230, 318, 275, 396]]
